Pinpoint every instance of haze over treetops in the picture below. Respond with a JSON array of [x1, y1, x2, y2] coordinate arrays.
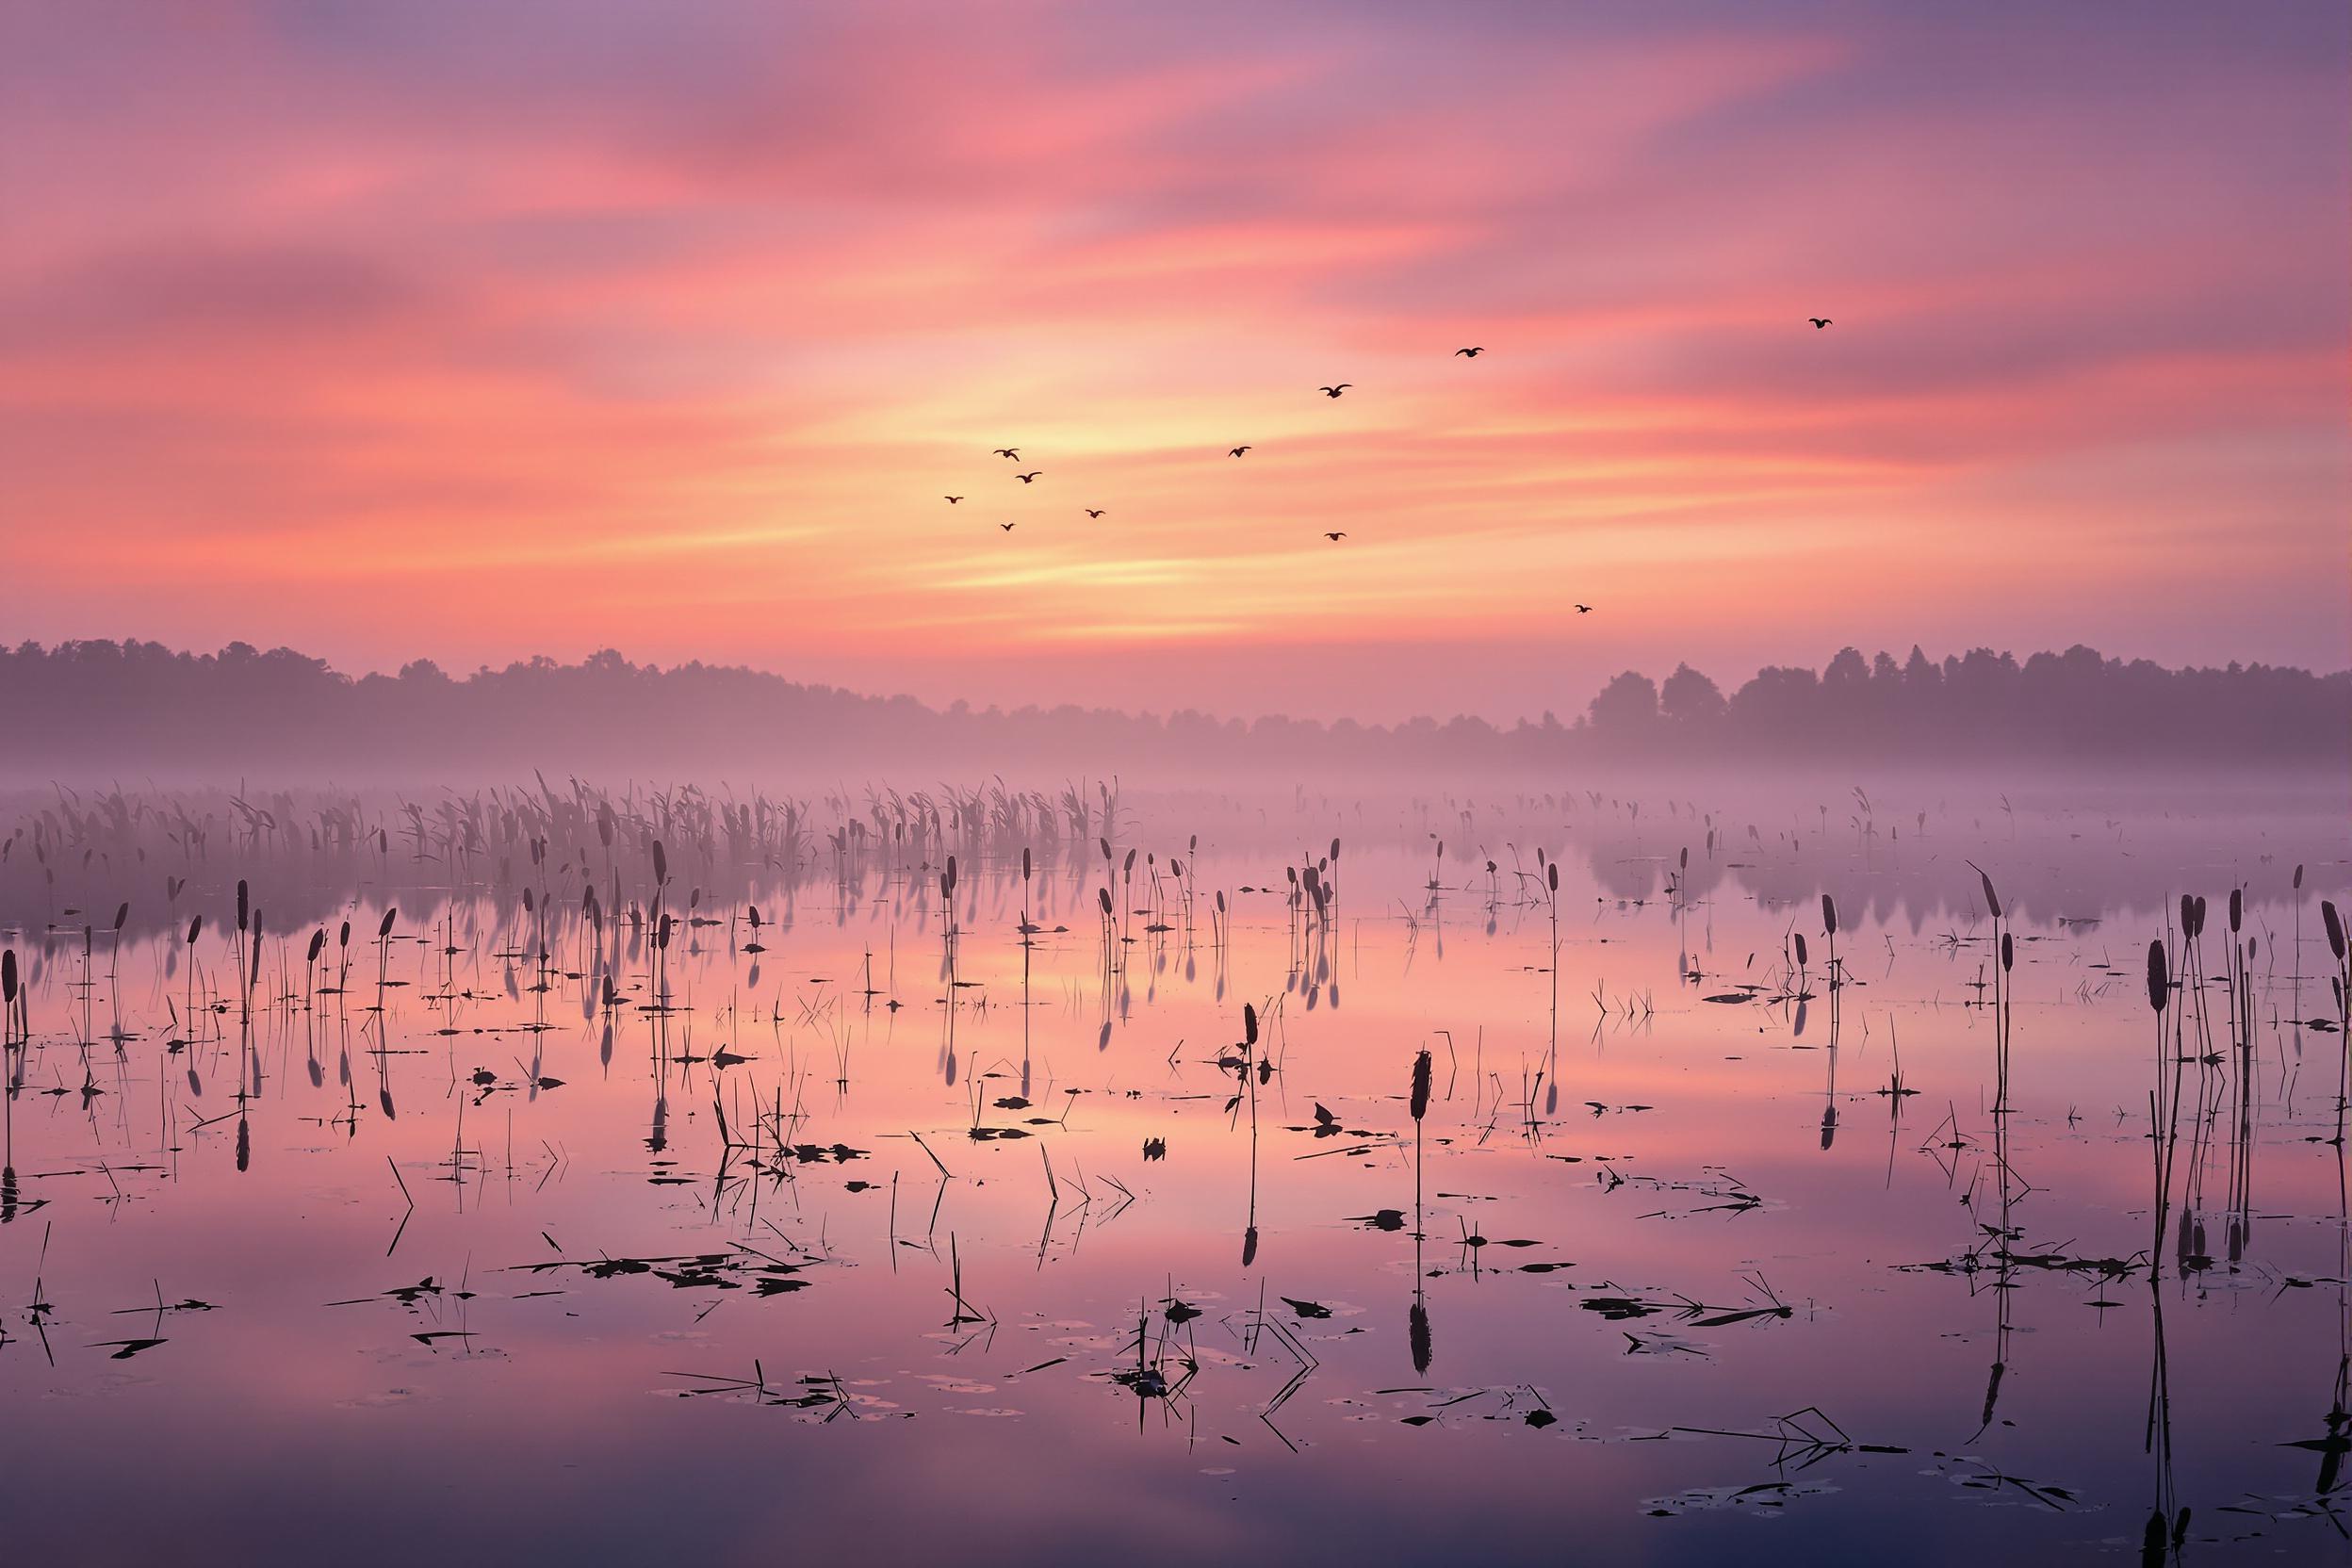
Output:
[[3, 637, 2341, 778]]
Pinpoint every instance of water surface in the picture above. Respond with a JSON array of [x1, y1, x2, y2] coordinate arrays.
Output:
[[2, 783, 2346, 1564]]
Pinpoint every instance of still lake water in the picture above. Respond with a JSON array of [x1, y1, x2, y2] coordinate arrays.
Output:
[[1, 781, 2346, 1565]]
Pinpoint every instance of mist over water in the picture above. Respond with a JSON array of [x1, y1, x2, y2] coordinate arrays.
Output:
[[1, 767, 2346, 1564]]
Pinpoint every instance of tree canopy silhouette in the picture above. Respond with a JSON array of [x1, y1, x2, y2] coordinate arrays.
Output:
[[0, 638, 2340, 778]]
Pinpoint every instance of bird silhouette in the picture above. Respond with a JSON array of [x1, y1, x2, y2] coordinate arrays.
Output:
[[1455, 347, 1483, 357], [1807, 318, 1831, 329], [1016, 471, 1041, 482], [1085, 508, 1105, 518], [1575, 604, 1592, 613], [1000, 522, 1016, 531], [943, 496, 964, 504], [1319, 384, 1351, 398], [1324, 531, 1347, 541], [993, 448, 1021, 459], [1229, 445, 1250, 457]]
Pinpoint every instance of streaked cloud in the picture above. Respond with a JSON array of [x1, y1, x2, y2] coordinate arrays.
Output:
[[1, 0, 2343, 718]]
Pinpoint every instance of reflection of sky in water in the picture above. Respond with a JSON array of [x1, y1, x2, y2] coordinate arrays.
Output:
[[0, 788, 2346, 1564]]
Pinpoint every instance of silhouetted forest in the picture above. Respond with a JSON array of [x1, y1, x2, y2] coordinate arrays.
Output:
[[0, 639, 2343, 779]]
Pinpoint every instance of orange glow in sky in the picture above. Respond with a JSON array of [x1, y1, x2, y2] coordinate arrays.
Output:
[[3, 2, 2345, 719]]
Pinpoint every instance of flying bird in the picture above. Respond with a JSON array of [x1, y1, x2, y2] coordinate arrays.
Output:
[[993, 448, 1021, 459], [1575, 604, 1592, 613], [1807, 318, 1832, 329], [1324, 531, 1347, 542], [1085, 508, 1105, 518], [1229, 445, 1250, 457], [1318, 384, 1351, 398], [1455, 347, 1483, 357], [943, 496, 963, 504], [1016, 470, 1041, 482], [1000, 522, 1016, 531]]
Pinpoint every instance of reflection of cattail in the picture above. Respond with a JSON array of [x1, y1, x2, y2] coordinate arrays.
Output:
[[1409, 1298, 1431, 1375]]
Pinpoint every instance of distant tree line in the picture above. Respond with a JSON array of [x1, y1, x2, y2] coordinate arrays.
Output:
[[0, 638, 2341, 778], [1577, 644, 2349, 761]]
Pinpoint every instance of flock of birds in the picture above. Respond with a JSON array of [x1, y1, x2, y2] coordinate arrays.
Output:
[[941, 322, 1835, 587]]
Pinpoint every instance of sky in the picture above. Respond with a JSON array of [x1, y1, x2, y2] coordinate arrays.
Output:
[[2, 0, 2345, 722]]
